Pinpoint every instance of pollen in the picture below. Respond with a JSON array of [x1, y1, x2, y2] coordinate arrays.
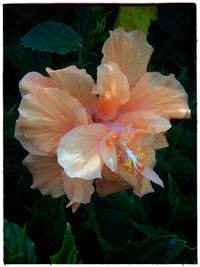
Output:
[[117, 140, 149, 175]]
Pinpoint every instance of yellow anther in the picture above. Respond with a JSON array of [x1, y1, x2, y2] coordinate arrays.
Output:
[[137, 147, 142, 152]]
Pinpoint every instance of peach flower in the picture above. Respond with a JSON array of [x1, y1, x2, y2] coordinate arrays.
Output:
[[15, 28, 190, 212]]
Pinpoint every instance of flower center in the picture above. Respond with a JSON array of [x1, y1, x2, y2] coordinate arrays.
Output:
[[117, 140, 150, 174]]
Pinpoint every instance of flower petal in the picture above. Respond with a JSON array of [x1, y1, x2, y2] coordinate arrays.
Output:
[[128, 132, 168, 151], [102, 165, 138, 189], [19, 72, 56, 97], [74, 107, 93, 126], [93, 62, 130, 121], [101, 130, 121, 173], [62, 172, 94, 204], [101, 165, 155, 198], [141, 166, 164, 187], [128, 133, 157, 167], [152, 134, 169, 149], [115, 110, 171, 134], [102, 27, 153, 90], [17, 87, 86, 154], [134, 174, 154, 197], [140, 177, 155, 195], [15, 125, 50, 156], [23, 154, 64, 198], [119, 72, 190, 119], [130, 132, 155, 147], [57, 123, 109, 180], [66, 201, 80, 213], [142, 147, 156, 168], [46, 66, 97, 115], [96, 178, 130, 198]]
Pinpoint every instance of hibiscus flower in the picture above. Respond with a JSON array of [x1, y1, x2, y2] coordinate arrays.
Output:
[[15, 27, 190, 212]]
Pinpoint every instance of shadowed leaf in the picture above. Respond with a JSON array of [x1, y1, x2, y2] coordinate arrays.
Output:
[[131, 219, 172, 237], [103, 235, 196, 264], [21, 20, 81, 55], [4, 219, 37, 264]]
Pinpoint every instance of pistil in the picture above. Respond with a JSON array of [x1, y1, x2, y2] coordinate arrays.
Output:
[[117, 140, 149, 175]]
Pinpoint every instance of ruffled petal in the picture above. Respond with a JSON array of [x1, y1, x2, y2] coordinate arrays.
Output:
[[96, 178, 130, 198], [119, 72, 190, 119], [17, 87, 86, 154], [115, 165, 159, 197], [46, 66, 97, 115], [93, 62, 130, 121], [102, 27, 153, 90], [19, 72, 56, 97], [101, 165, 155, 198], [57, 123, 109, 180], [114, 110, 171, 134], [15, 125, 50, 156], [99, 152, 158, 198], [23, 154, 64, 198], [62, 172, 94, 205]]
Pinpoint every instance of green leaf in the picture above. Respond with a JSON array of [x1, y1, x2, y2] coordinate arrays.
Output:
[[108, 192, 148, 223], [115, 5, 158, 35], [28, 196, 65, 243], [50, 222, 80, 264], [81, 202, 101, 238], [168, 173, 181, 206], [4, 104, 18, 139], [167, 126, 196, 153], [94, 192, 148, 246], [157, 148, 196, 179], [104, 236, 197, 264], [167, 174, 196, 230], [4, 219, 37, 264], [21, 20, 81, 55], [168, 151, 196, 179], [131, 220, 172, 237], [168, 174, 196, 215], [5, 44, 51, 75], [175, 195, 196, 216]]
